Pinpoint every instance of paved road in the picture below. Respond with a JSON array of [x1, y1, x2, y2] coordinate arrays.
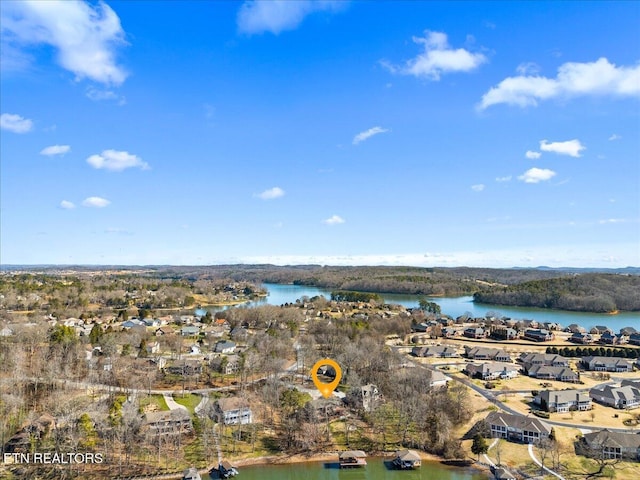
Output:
[[528, 443, 566, 480]]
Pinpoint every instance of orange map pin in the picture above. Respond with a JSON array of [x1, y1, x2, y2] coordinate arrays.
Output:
[[311, 358, 342, 398]]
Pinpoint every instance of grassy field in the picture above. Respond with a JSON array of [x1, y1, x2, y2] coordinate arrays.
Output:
[[173, 393, 202, 413], [139, 393, 169, 412]]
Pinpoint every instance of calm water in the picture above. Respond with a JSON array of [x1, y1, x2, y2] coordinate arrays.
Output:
[[247, 283, 639, 331], [207, 459, 486, 480]]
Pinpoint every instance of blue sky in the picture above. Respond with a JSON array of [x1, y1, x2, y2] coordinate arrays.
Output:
[[1, 0, 639, 267]]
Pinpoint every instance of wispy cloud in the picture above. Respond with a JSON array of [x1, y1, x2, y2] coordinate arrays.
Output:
[[608, 133, 622, 141], [382, 30, 486, 80], [1, 0, 128, 85], [86, 87, 126, 104], [525, 150, 541, 159], [59, 200, 76, 210], [0, 113, 33, 133], [87, 150, 149, 171], [255, 187, 285, 200], [40, 144, 70, 156], [516, 62, 540, 76], [540, 139, 585, 157], [323, 215, 345, 225], [471, 184, 485, 192], [237, 0, 344, 35], [480, 57, 640, 109], [518, 167, 557, 183], [82, 196, 110, 208], [353, 126, 389, 145], [495, 175, 512, 182]]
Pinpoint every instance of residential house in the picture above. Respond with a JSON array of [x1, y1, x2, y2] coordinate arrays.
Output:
[[566, 324, 587, 334], [428, 370, 449, 388], [441, 327, 458, 338], [142, 318, 161, 327], [599, 331, 624, 345], [629, 333, 640, 346], [591, 325, 612, 335], [222, 354, 241, 375], [534, 389, 592, 412], [166, 359, 203, 376], [569, 332, 594, 344], [411, 345, 459, 358], [527, 365, 579, 383], [581, 356, 633, 372], [144, 409, 192, 435], [146, 341, 161, 355], [621, 379, 640, 389], [465, 362, 519, 381], [122, 319, 146, 329], [491, 327, 518, 341], [520, 353, 570, 370], [180, 326, 200, 337], [213, 397, 252, 425], [589, 384, 640, 409], [579, 429, 640, 460], [485, 411, 551, 444], [463, 327, 486, 339], [214, 340, 236, 354], [620, 327, 638, 336], [523, 329, 554, 342], [465, 346, 512, 362]]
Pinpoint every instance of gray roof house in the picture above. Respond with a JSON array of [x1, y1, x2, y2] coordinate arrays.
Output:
[[412, 345, 459, 358], [465, 346, 512, 362], [485, 411, 551, 444], [523, 329, 554, 342], [534, 389, 592, 412], [465, 362, 518, 381], [520, 353, 570, 369], [214, 340, 236, 354], [589, 384, 640, 410], [579, 429, 640, 460], [581, 356, 633, 372], [527, 365, 579, 383]]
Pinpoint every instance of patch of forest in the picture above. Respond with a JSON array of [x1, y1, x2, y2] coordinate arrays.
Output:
[[473, 273, 640, 313]]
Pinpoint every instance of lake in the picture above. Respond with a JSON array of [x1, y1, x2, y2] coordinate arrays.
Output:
[[242, 283, 639, 332], [206, 458, 487, 479]]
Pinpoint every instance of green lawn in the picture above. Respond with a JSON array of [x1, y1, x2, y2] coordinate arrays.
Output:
[[173, 393, 202, 413], [139, 394, 169, 412]]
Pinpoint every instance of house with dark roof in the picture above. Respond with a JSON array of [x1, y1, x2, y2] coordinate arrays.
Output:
[[144, 409, 192, 435], [629, 333, 640, 346], [411, 345, 459, 358], [589, 384, 640, 410], [520, 353, 570, 370], [490, 327, 518, 341], [523, 329, 554, 342], [579, 429, 640, 460], [463, 327, 486, 339], [485, 411, 551, 444], [534, 389, 592, 412], [569, 332, 594, 344]]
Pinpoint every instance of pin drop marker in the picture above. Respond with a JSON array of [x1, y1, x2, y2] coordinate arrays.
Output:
[[311, 358, 342, 399]]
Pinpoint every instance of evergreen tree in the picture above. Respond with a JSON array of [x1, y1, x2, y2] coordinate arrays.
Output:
[[471, 433, 488, 461]]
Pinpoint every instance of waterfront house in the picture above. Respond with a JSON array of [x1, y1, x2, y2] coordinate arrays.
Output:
[[589, 384, 640, 409], [145, 409, 192, 435], [629, 333, 640, 346], [523, 329, 554, 342], [566, 324, 587, 334], [620, 327, 638, 336], [339, 450, 367, 468], [569, 332, 594, 344], [465, 362, 518, 381], [581, 356, 633, 372], [463, 327, 486, 339], [485, 411, 551, 444], [591, 325, 613, 335], [534, 389, 592, 412], [579, 429, 640, 460], [213, 397, 253, 425], [393, 449, 421, 469], [527, 365, 579, 383], [490, 327, 518, 341], [182, 467, 201, 480], [598, 331, 623, 345], [465, 346, 512, 362]]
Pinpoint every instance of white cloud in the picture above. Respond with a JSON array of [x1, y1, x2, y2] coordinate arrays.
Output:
[[323, 215, 345, 225], [86, 87, 126, 104], [256, 187, 285, 200], [353, 126, 389, 145], [540, 139, 585, 157], [518, 167, 557, 183], [525, 150, 541, 159], [608, 133, 621, 141], [82, 196, 110, 208], [495, 175, 512, 182], [0, 113, 33, 133], [87, 149, 149, 171], [471, 184, 485, 192], [1, 0, 128, 85], [383, 30, 487, 80], [40, 144, 70, 156], [516, 62, 540, 75], [59, 200, 75, 209], [598, 218, 627, 224], [237, 0, 343, 35], [480, 57, 640, 109]]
